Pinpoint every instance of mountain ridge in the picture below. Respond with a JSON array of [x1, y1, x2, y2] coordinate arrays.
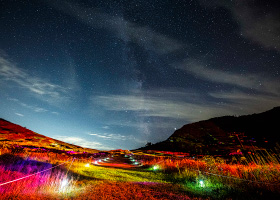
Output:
[[139, 107, 280, 156]]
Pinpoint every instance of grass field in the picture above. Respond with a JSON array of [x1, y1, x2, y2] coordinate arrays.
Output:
[[0, 147, 280, 200]]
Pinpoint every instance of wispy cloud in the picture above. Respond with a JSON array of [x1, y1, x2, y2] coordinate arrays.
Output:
[[88, 132, 137, 141], [91, 80, 280, 125], [51, 111, 59, 115], [47, 0, 184, 55], [8, 97, 48, 113], [102, 126, 110, 129], [209, 90, 280, 114], [177, 59, 280, 95], [199, 0, 280, 51], [173, 59, 280, 114], [231, 1, 280, 51], [53, 135, 111, 150], [89, 133, 112, 139], [91, 90, 240, 122], [15, 113, 24, 117], [0, 55, 72, 106]]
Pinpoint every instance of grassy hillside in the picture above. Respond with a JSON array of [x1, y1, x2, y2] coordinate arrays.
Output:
[[0, 118, 99, 154]]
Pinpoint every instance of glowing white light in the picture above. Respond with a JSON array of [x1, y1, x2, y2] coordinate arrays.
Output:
[[85, 163, 90, 167], [199, 180, 205, 187], [94, 161, 98, 164], [134, 162, 139, 165], [153, 165, 159, 170], [61, 179, 68, 188]]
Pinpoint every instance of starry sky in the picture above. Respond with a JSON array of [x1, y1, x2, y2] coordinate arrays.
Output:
[[0, 0, 279, 150]]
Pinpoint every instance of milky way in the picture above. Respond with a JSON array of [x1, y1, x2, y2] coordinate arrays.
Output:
[[0, 0, 279, 150]]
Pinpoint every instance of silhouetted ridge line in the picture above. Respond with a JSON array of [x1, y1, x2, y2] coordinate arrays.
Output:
[[138, 106, 280, 156]]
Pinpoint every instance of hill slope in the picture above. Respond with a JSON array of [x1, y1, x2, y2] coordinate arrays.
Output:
[[0, 118, 99, 153], [140, 107, 280, 155]]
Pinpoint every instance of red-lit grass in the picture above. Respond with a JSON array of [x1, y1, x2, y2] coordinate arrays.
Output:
[[0, 152, 197, 199], [1, 147, 280, 199], [138, 154, 280, 191], [0, 154, 77, 199], [74, 181, 203, 200]]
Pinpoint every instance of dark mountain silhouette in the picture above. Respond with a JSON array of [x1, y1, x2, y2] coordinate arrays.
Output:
[[139, 107, 280, 156]]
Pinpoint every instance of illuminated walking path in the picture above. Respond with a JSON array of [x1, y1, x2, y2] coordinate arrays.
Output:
[[93, 153, 142, 168]]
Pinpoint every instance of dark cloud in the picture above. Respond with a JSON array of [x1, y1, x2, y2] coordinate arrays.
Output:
[[177, 59, 280, 95], [200, 0, 280, 51], [47, 0, 184, 55]]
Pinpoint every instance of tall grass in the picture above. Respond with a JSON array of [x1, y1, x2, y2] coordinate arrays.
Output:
[[1, 145, 280, 199], [136, 152, 280, 193], [0, 154, 77, 199]]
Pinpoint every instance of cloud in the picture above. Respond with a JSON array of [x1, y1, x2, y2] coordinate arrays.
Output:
[[91, 80, 280, 125], [88, 132, 140, 142], [108, 119, 179, 130], [89, 133, 112, 139], [91, 90, 239, 122], [8, 97, 61, 115], [209, 90, 280, 114], [53, 135, 111, 150], [0, 55, 72, 106], [174, 59, 280, 114], [15, 113, 24, 117], [8, 97, 48, 113], [231, 1, 280, 50], [200, 0, 280, 51], [47, 0, 184, 55], [102, 126, 110, 129], [89, 132, 125, 140], [177, 59, 280, 95], [51, 111, 60, 115]]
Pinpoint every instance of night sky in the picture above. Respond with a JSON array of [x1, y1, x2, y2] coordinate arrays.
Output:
[[0, 0, 279, 150]]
